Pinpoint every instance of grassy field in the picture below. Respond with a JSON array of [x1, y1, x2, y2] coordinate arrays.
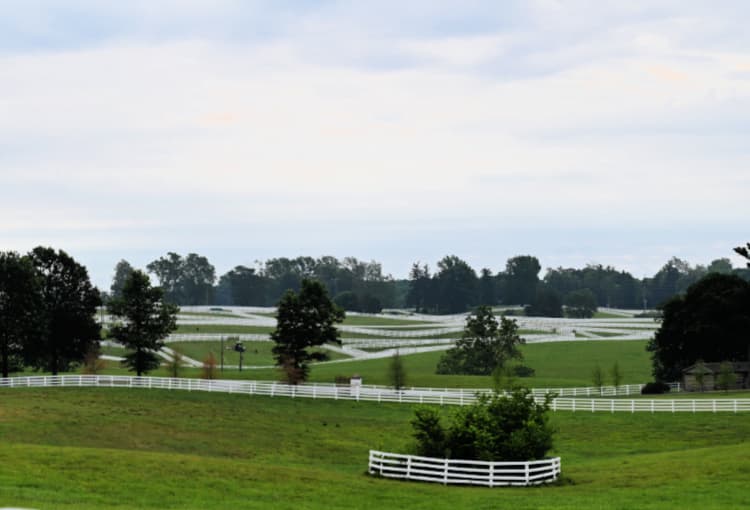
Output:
[[204, 340, 654, 388], [0, 387, 748, 509], [168, 341, 350, 366]]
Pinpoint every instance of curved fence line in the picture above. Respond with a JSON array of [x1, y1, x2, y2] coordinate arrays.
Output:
[[0, 375, 746, 412], [368, 450, 560, 487]]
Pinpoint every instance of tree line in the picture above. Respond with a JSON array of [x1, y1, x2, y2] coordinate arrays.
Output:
[[111, 252, 750, 315]]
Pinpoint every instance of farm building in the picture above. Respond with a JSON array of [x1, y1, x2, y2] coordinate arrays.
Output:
[[682, 361, 750, 391]]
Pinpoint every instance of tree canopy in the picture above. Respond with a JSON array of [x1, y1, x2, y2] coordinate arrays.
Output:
[[108, 270, 179, 376], [437, 306, 524, 375], [647, 273, 750, 382], [271, 279, 344, 383], [0, 252, 41, 377], [26, 247, 102, 375]]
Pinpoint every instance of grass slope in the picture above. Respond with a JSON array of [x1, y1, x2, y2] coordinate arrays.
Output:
[[0, 388, 748, 509]]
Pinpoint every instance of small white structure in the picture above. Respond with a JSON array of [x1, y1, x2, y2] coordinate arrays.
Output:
[[368, 450, 561, 487]]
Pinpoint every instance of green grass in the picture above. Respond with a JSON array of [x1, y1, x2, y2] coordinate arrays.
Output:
[[0, 387, 748, 509], [341, 315, 437, 326], [100, 344, 128, 357], [240, 340, 653, 388], [592, 311, 631, 318], [168, 341, 350, 366], [174, 324, 274, 335]]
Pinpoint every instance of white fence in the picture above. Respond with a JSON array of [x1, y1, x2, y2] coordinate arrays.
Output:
[[368, 450, 561, 487], [1, 375, 746, 412]]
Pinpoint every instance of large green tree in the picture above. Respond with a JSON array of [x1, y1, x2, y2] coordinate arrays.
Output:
[[26, 247, 102, 375], [564, 288, 598, 318], [435, 255, 478, 314], [437, 306, 524, 375], [0, 252, 41, 377], [503, 255, 540, 305], [108, 270, 179, 376], [271, 279, 344, 383], [647, 273, 750, 382]]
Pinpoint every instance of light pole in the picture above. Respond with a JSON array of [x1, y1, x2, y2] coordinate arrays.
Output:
[[234, 341, 246, 372]]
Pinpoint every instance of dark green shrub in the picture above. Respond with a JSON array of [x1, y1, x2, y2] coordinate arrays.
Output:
[[411, 389, 555, 461], [640, 381, 670, 394]]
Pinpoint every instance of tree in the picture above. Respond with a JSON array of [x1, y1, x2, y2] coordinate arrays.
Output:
[[564, 288, 598, 318], [611, 361, 623, 393], [165, 349, 184, 378], [503, 256, 540, 305], [525, 285, 562, 317], [406, 262, 433, 312], [110, 259, 135, 300], [389, 350, 407, 390], [646, 273, 750, 382], [271, 279, 344, 383], [478, 268, 497, 306], [0, 252, 41, 377], [201, 352, 218, 380], [108, 270, 178, 376], [146, 252, 216, 305], [592, 365, 604, 395], [26, 247, 102, 375], [692, 359, 708, 392], [716, 361, 736, 393], [437, 306, 524, 375], [411, 389, 555, 461], [333, 291, 360, 311], [735, 243, 750, 267]]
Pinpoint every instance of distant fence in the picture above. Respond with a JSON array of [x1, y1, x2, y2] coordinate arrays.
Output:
[[1, 376, 746, 412], [368, 450, 561, 487]]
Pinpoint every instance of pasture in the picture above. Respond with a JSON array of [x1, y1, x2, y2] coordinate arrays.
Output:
[[0, 387, 748, 509]]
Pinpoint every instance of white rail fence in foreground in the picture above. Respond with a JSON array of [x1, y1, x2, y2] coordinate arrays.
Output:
[[1, 375, 747, 412], [368, 450, 561, 487]]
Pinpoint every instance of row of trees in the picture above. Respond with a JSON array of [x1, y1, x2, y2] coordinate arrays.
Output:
[[110, 252, 749, 314]]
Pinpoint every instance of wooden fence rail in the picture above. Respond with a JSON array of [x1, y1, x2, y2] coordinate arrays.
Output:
[[368, 450, 561, 487], [0, 376, 746, 412]]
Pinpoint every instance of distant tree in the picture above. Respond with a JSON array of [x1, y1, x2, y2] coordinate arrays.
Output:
[[478, 268, 497, 306], [504, 256, 541, 305], [406, 262, 433, 312], [271, 279, 344, 384], [201, 352, 218, 380], [411, 389, 555, 461], [147, 252, 216, 305], [389, 350, 407, 391], [647, 273, 750, 382], [0, 252, 41, 377], [359, 293, 382, 314], [437, 306, 524, 375], [693, 359, 708, 392], [434, 255, 478, 314], [219, 265, 268, 306], [107, 270, 178, 376], [716, 361, 736, 393], [611, 361, 623, 393], [592, 365, 604, 395], [333, 291, 360, 311], [525, 285, 563, 317], [735, 243, 750, 267], [26, 247, 102, 375], [564, 288, 598, 318], [80, 345, 106, 375], [707, 258, 733, 275], [165, 349, 184, 378], [110, 259, 135, 300]]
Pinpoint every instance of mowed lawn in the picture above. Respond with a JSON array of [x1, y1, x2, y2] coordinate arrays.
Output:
[[0, 387, 748, 509]]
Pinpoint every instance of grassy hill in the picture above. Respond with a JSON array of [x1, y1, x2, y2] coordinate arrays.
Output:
[[0, 387, 748, 509]]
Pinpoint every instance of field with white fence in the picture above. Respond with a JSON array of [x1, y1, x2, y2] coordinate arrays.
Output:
[[2, 375, 748, 412], [368, 450, 561, 487]]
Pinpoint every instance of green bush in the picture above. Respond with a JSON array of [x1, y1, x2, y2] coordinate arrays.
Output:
[[410, 389, 555, 461], [640, 381, 670, 394]]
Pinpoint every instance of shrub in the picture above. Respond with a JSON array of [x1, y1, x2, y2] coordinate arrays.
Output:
[[512, 365, 535, 377], [411, 389, 555, 461], [640, 381, 670, 394]]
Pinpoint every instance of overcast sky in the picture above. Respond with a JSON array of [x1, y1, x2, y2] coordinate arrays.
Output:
[[2, 1, 749, 289]]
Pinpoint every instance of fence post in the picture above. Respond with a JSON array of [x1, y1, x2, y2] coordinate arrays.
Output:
[[489, 463, 494, 488], [406, 456, 412, 479], [631, 400, 635, 413], [444, 458, 449, 485], [524, 462, 530, 486]]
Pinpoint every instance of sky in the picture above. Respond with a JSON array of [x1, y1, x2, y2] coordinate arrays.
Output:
[[1, 1, 749, 289]]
